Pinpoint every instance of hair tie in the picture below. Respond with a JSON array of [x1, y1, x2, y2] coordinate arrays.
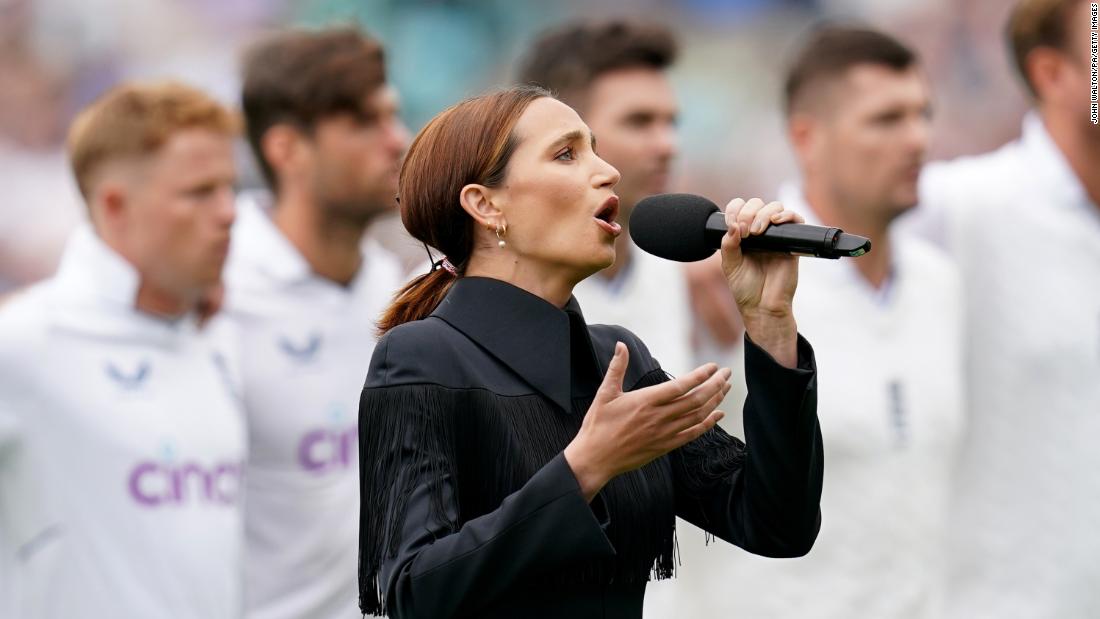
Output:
[[432, 257, 457, 276]]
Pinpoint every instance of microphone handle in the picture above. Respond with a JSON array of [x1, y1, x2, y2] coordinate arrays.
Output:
[[704, 212, 844, 258]]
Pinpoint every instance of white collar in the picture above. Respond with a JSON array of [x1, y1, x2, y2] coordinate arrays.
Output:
[[233, 190, 379, 294], [54, 224, 142, 308], [777, 181, 898, 306], [1019, 112, 1094, 211], [234, 191, 314, 285], [50, 225, 199, 343], [777, 183, 820, 227]]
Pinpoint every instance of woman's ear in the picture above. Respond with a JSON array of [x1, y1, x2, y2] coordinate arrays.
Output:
[[459, 183, 505, 230]]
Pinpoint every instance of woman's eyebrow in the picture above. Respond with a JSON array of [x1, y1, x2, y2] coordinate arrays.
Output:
[[549, 129, 596, 151]]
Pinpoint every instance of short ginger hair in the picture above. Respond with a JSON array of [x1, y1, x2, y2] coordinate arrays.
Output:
[[67, 81, 239, 200]]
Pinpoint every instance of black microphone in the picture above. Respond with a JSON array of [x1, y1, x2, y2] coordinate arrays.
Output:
[[629, 193, 871, 262]]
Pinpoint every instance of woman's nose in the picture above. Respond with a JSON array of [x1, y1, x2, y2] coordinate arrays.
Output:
[[594, 156, 621, 189]]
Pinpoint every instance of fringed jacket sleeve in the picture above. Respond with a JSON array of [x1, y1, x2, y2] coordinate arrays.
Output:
[[663, 333, 823, 558], [358, 336, 616, 618]]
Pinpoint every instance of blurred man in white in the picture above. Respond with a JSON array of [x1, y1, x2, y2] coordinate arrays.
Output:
[[222, 28, 407, 619], [906, 1, 1100, 616], [646, 27, 967, 618], [516, 20, 693, 377], [0, 82, 244, 618]]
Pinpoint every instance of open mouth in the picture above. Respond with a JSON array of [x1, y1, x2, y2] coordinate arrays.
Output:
[[595, 203, 616, 223], [593, 196, 622, 237]]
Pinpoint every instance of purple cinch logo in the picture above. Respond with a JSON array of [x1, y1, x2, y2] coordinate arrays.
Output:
[[127, 459, 242, 507], [298, 425, 357, 474]]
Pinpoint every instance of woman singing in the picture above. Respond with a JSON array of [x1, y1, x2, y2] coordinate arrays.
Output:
[[358, 86, 822, 618]]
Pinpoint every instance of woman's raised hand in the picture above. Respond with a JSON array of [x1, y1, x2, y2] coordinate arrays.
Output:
[[564, 342, 731, 502], [720, 198, 803, 368]]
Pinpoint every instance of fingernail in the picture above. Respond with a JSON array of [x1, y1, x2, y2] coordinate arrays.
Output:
[[752, 222, 762, 233]]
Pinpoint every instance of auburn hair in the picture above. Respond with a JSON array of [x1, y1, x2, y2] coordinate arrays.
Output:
[[377, 86, 550, 335]]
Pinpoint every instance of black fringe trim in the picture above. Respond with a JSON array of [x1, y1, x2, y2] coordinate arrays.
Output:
[[358, 368, 738, 616], [644, 368, 748, 546], [634, 368, 747, 497]]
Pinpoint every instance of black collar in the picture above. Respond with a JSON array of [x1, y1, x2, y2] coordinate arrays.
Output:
[[431, 276, 589, 412]]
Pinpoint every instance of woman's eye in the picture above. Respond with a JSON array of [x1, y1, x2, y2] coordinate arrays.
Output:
[[555, 147, 575, 161]]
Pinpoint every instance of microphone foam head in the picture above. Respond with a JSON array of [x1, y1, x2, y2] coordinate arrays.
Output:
[[629, 193, 719, 262]]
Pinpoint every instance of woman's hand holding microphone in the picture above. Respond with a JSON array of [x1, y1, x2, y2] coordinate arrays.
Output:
[[564, 197, 804, 501], [719, 198, 803, 368]]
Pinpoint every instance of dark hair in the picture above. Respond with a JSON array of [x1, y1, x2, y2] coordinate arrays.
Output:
[[241, 27, 386, 191], [783, 25, 917, 115], [1007, 0, 1084, 97], [377, 86, 551, 335], [516, 20, 677, 108]]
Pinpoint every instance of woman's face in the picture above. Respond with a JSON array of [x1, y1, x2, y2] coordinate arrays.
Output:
[[490, 97, 622, 282]]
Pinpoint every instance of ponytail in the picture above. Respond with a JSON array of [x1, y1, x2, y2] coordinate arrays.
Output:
[[376, 263, 458, 336]]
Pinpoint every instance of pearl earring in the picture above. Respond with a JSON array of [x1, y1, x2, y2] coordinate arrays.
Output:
[[496, 224, 507, 248]]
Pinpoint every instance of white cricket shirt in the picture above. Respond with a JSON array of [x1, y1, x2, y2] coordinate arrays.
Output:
[[909, 113, 1100, 618], [645, 184, 966, 619], [220, 194, 403, 619], [0, 226, 246, 618]]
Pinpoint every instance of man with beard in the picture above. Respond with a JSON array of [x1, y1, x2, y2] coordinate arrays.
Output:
[[222, 27, 408, 619], [517, 20, 692, 377], [643, 26, 966, 618]]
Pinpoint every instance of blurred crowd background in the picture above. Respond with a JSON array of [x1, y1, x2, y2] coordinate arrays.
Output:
[[0, 0, 1029, 290]]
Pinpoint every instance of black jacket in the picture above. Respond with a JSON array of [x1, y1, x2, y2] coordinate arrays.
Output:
[[358, 276, 822, 618]]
